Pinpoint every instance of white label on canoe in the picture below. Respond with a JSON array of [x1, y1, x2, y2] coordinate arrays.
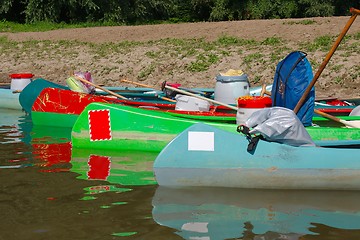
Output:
[[188, 131, 214, 151], [181, 222, 209, 233]]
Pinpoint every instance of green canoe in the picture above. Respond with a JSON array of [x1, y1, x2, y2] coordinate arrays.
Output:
[[71, 102, 360, 152]]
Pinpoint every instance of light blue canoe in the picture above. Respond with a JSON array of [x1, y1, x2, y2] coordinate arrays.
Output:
[[152, 186, 360, 238], [0, 87, 23, 110], [153, 123, 360, 190]]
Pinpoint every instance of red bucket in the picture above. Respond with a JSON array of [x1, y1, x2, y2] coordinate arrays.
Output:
[[237, 96, 272, 108], [9, 73, 34, 91], [236, 96, 272, 124]]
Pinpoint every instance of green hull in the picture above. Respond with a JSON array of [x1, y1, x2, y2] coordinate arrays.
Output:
[[31, 111, 79, 128], [32, 105, 359, 129], [71, 103, 360, 152], [167, 110, 360, 126]]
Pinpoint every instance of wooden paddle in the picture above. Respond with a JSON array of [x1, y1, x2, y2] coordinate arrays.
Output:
[[120, 79, 155, 89], [294, 7, 360, 114], [74, 75, 128, 100], [164, 85, 239, 111], [314, 109, 360, 128], [260, 84, 271, 97], [120, 79, 176, 102]]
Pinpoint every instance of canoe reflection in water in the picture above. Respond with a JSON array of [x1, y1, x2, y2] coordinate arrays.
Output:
[[30, 141, 158, 187], [70, 148, 157, 186], [152, 187, 360, 240]]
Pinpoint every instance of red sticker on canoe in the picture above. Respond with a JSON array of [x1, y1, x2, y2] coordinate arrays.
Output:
[[88, 109, 112, 141]]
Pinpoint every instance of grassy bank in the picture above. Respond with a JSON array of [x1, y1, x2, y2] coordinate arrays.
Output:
[[0, 19, 359, 98]]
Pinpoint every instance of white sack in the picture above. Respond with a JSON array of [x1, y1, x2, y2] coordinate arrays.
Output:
[[245, 107, 316, 147]]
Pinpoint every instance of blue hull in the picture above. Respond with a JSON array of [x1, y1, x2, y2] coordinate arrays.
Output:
[[0, 88, 22, 110], [154, 123, 360, 190]]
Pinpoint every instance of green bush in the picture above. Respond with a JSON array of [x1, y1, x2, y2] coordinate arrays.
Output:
[[0, 0, 357, 25]]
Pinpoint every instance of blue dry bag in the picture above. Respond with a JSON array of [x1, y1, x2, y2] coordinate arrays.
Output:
[[271, 51, 315, 126]]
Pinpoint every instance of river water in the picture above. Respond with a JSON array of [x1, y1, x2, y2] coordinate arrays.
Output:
[[1, 108, 360, 240]]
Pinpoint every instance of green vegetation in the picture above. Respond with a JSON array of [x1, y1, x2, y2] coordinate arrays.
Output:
[[0, 20, 107, 32], [244, 53, 264, 65], [0, 20, 359, 88], [283, 19, 317, 25], [261, 37, 283, 46], [138, 63, 156, 79], [0, 0, 358, 27], [188, 53, 220, 72], [300, 35, 334, 52]]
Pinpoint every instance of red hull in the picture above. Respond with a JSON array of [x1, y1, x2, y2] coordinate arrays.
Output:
[[31, 88, 236, 115], [31, 87, 353, 118]]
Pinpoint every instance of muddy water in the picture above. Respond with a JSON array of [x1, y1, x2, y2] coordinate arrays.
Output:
[[1, 109, 360, 240]]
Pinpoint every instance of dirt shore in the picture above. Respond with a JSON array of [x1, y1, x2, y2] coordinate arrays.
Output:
[[0, 16, 359, 98]]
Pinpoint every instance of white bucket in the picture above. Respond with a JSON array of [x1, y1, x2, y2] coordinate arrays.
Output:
[[236, 108, 262, 125], [175, 94, 211, 112], [10, 73, 34, 91], [214, 74, 250, 104]]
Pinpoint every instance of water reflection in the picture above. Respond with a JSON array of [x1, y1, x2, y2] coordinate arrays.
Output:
[[0, 111, 171, 239], [3, 109, 360, 239], [152, 186, 360, 239], [0, 109, 31, 143], [0, 109, 33, 169], [71, 148, 157, 186], [0, 110, 73, 171], [32, 142, 72, 172], [0, 109, 28, 128]]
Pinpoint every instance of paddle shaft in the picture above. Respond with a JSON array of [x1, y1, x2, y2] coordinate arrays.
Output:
[[121, 79, 210, 101], [352, 7, 360, 14], [164, 85, 239, 111], [294, 8, 360, 114], [260, 84, 272, 97], [314, 109, 359, 128], [74, 76, 128, 100], [120, 79, 176, 102], [120, 79, 154, 89]]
